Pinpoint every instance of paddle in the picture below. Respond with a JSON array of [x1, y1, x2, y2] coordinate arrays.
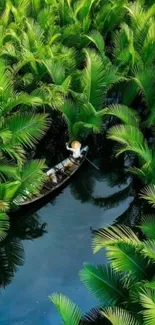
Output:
[[85, 157, 100, 170]]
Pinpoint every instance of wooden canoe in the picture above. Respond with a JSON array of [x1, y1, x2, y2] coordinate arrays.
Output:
[[17, 146, 89, 208]]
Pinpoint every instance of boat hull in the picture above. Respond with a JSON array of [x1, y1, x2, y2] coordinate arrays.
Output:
[[15, 146, 89, 214]]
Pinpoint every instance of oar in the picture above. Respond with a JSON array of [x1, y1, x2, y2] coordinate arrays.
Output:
[[85, 157, 100, 170]]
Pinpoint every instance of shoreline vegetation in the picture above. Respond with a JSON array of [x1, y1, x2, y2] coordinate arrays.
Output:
[[0, 0, 155, 323]]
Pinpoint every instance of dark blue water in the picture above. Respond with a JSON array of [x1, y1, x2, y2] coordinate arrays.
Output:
[[0, 159, 133, 324]]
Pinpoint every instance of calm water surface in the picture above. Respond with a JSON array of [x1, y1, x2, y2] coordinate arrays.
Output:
[[0, 159, 132, 325]]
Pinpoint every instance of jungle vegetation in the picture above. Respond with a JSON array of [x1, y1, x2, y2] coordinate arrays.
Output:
[[0, 0, 155, 323], [0, 0, 155, 236]]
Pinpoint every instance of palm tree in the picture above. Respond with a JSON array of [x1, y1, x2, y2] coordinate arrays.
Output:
[[60, 49, 122, 140], [0, 59, 48, 235]]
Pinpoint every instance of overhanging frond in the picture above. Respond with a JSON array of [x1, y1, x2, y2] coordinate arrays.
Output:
[[49, 293, 82, 325]]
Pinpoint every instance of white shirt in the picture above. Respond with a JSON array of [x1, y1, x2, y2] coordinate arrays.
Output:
[[66, 145, 81, 158]]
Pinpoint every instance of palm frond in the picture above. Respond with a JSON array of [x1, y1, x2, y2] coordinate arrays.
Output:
[[106, 242, 148, 280], [6, 113, 49, 149], [49, 293, 82, 325], [79, 263, 127, 306], [140, 185, 155, 207], [85, 30, 105, 56], [138, 215, 155, 240], [81, 49, 120, 110], [101, 307, 140, 325], [14, 159, 46, 202], [82, 49, 106, 109], [0, 182, 20, 211], [3, 94, 43, 115], [142, 240, 155, 260], [107, 125, 152, 163], [140, 288, 155, 325], [133, 68, 155, 115], [92, 225, 140, 253], [103, 104, 139, 126]]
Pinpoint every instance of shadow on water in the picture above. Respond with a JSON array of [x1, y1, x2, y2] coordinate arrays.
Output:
[[0, 214, 47, 288], [0, 140, 145, 324]]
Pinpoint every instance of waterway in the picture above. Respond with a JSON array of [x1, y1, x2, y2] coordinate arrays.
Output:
[[0, 155, 133, 325]]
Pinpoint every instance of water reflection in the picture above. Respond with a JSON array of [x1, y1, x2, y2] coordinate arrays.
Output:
[[0, 214, 47, 288]]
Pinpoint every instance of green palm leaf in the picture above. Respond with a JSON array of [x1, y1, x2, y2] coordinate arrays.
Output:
[[133, 68, 155, 110], [101, 307, 140, 325], [85, 30, 105, 56], [140, 185, 155, 207], [106, 243, 148, 280], [81, 49, 121, 110], [82, 49, 106, 109], [107, 125, 152, 163], [0, 182, 20, 211], [3, 94, 43, 115], [14, 160, 46, 201], [142, 240, 155, 260], [79, 263, 127, 306], [92, 225, 141, 253], [103, 104, 139, 126], [6, 113, 49, 149], [140, 288, 155, 325], [138, 215, 155, 240], [0, 164, 19, 181], [49, 293, 82, 325]]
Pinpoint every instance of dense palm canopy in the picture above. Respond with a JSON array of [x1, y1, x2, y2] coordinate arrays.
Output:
[[1, 0, 155, 323]]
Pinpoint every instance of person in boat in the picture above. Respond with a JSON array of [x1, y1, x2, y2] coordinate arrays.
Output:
[[66, 141, 82, 159]]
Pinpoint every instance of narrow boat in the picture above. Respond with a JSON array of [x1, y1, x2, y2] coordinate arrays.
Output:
[[18, 146, 89, 208]]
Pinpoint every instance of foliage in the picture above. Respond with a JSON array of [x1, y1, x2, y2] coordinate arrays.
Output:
[[50, 215, 155, 324]]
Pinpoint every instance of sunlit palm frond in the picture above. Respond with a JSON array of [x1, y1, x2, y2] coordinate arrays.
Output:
[[78, 103, 104, 132], [94, 0, 127, 34], [79, 263, 127, 306], [140, 288, 155, 325], [142, 240, 155, 260], [6, 113, 49, 149], [0, 182, 20, 211], [101, 307, 140, 325], [81, 49, 120, 110], [103, 104, 139, 126], [140, 185, 155, 207], [3, 93, 43, 115], [82, 49, 106, 109], [49, 293, 82, 325], [92, 225, 140, 253], [107, 125, 152, 163], [133, 68, 155, 126], [85, 30, 105, 56], [14, 159, 46, 202], [106, 242, 148, 280]]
